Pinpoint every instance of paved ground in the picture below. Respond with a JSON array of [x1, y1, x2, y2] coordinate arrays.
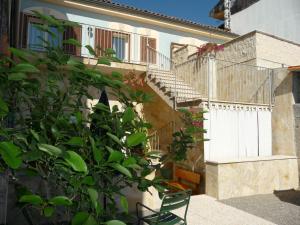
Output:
[[172, 195, 275, 225], [220, 190, 300, 225]]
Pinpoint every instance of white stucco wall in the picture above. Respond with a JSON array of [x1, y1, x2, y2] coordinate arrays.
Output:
[[256, 32, 300, 68], [21, 0, 232, 60], [231, 0, 300, 45]]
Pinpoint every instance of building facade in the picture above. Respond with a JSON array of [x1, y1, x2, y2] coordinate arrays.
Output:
[[211, 0, 300, 45]]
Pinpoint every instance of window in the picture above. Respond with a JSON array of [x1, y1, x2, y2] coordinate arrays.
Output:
[[293, 73, 300, 104], [28, 22, 61, 51], [112, 33, 129, 61], [94, 28, 130, 61], [21, 13, 82, 56]]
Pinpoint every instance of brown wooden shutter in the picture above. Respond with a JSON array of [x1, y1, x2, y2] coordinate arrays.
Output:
[[140, 37, 156, 63], [140, 36, 147, 63], [63, 25, 82, 56], [94, 28, 112, 57], [20, 13, 27, 48], [19, 13, 44, 49]]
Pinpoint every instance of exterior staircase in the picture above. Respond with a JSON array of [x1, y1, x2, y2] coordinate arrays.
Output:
[[145, 46, 203, 109], [145, 47, 204, 153]]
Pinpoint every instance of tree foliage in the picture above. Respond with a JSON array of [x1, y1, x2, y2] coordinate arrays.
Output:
[[0, 12, 162, 224]]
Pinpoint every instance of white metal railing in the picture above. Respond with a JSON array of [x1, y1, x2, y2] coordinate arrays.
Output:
[[174, 55, 274, 106], [21, 13, 152, 65], [75, 23, 151, 64], [146, 45, 174, 72], [149, 130, 160, 152], [148, 121, 176, 153]]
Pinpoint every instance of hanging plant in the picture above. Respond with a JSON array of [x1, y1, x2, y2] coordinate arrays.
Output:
[[197, 43, 224, 57]]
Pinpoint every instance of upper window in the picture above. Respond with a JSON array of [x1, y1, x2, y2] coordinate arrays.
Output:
[[28, 21, 61, 51], [112, 33, 129, 61], [94, 28, 130, 61], [21, 13, 81, 56]]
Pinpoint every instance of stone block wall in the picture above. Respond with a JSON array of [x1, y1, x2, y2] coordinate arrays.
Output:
[[206, 156, 299, 200], [294, 104, 300, 179], [256, 32, 300, 68], [272, 68, 297, 156]]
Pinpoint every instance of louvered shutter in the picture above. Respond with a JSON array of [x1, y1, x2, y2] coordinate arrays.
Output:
[[63, 25, 82, 56], [140, 37, 156, 64], [94, 28, 112, 57]]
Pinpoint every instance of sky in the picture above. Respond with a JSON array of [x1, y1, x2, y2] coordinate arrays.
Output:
[[112, 0, 222, 26]]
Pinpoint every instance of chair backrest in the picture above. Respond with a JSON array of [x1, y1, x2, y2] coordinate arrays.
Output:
[[159, 189, 191, 222], [175, 167, 200, 185]]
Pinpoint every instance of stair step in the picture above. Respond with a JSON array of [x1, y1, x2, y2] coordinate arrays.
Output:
[[153, 79, 190, 88]]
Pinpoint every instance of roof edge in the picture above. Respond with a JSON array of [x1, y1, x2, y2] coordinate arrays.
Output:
[[62, 0, 238, 38]]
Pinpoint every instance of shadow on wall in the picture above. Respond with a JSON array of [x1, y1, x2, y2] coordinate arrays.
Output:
[[274, 189, 300, 207], [274, 70, 293, 98]]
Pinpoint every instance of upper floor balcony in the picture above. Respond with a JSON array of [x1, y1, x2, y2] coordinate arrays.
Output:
[[19, 13, 160, 75]]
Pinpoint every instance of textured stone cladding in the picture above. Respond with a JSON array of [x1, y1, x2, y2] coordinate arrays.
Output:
[[272, 69, 296, 156], [216, 33, 257, 65], [206, 156, 299, 200]]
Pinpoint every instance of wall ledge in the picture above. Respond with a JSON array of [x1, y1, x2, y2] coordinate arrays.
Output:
[[206, 155, 297, 165]]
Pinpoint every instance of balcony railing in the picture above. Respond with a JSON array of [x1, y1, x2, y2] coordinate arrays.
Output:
[[174, 56, 274, 106], [20, 13, 154, 65]]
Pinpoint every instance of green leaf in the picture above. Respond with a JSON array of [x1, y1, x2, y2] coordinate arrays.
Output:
[[30, 129, 39, 141], [72, 212, 89, 225], [19, 194, 43, 205], [84, 215, 97, 225], [49, 196, 72, 206], [108, 151, 124, 163], [89, 137, 103, 163], [51, 125, 61, 139], [85, 45, 96, 56], [38, 144, 62, 156], [93, 103, 110, 112], [0, 97, 8, 117], [87, 188, 101, 214], [106, 133, 122, 146], [66, 137, 84, 146], [43, 206, 54, 217], [110, 163, 132, 178], [32, 10, 61, 27], [63, 151, 88, 173], [97, 57, 111, 66], [0, 142, 22, 169], [11, 63, 40, 73], [63, 38, 81, 47], [120, 196, 128, 214], [122, 107, 135, 123], [9, 47, 30, 61], [82, 176, 95, 186], [105, 48, 116, 55], [123, 157, 141, 169], [23, 150, 42, 162], [105, 220, 126, 225], [8, 73, 27, 81], [111, 71, 123, 79], [126, 132, 146, 147], [122, 157, 136, 167]]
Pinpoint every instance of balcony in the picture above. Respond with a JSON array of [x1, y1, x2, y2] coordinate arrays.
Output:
[[20, 13, 158, 75]]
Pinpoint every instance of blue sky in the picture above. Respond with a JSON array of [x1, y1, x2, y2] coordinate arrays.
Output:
[[113, 0, 222, 26]]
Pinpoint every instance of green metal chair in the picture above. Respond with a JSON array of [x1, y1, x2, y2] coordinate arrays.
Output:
[[136, 189, 191, 225]]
